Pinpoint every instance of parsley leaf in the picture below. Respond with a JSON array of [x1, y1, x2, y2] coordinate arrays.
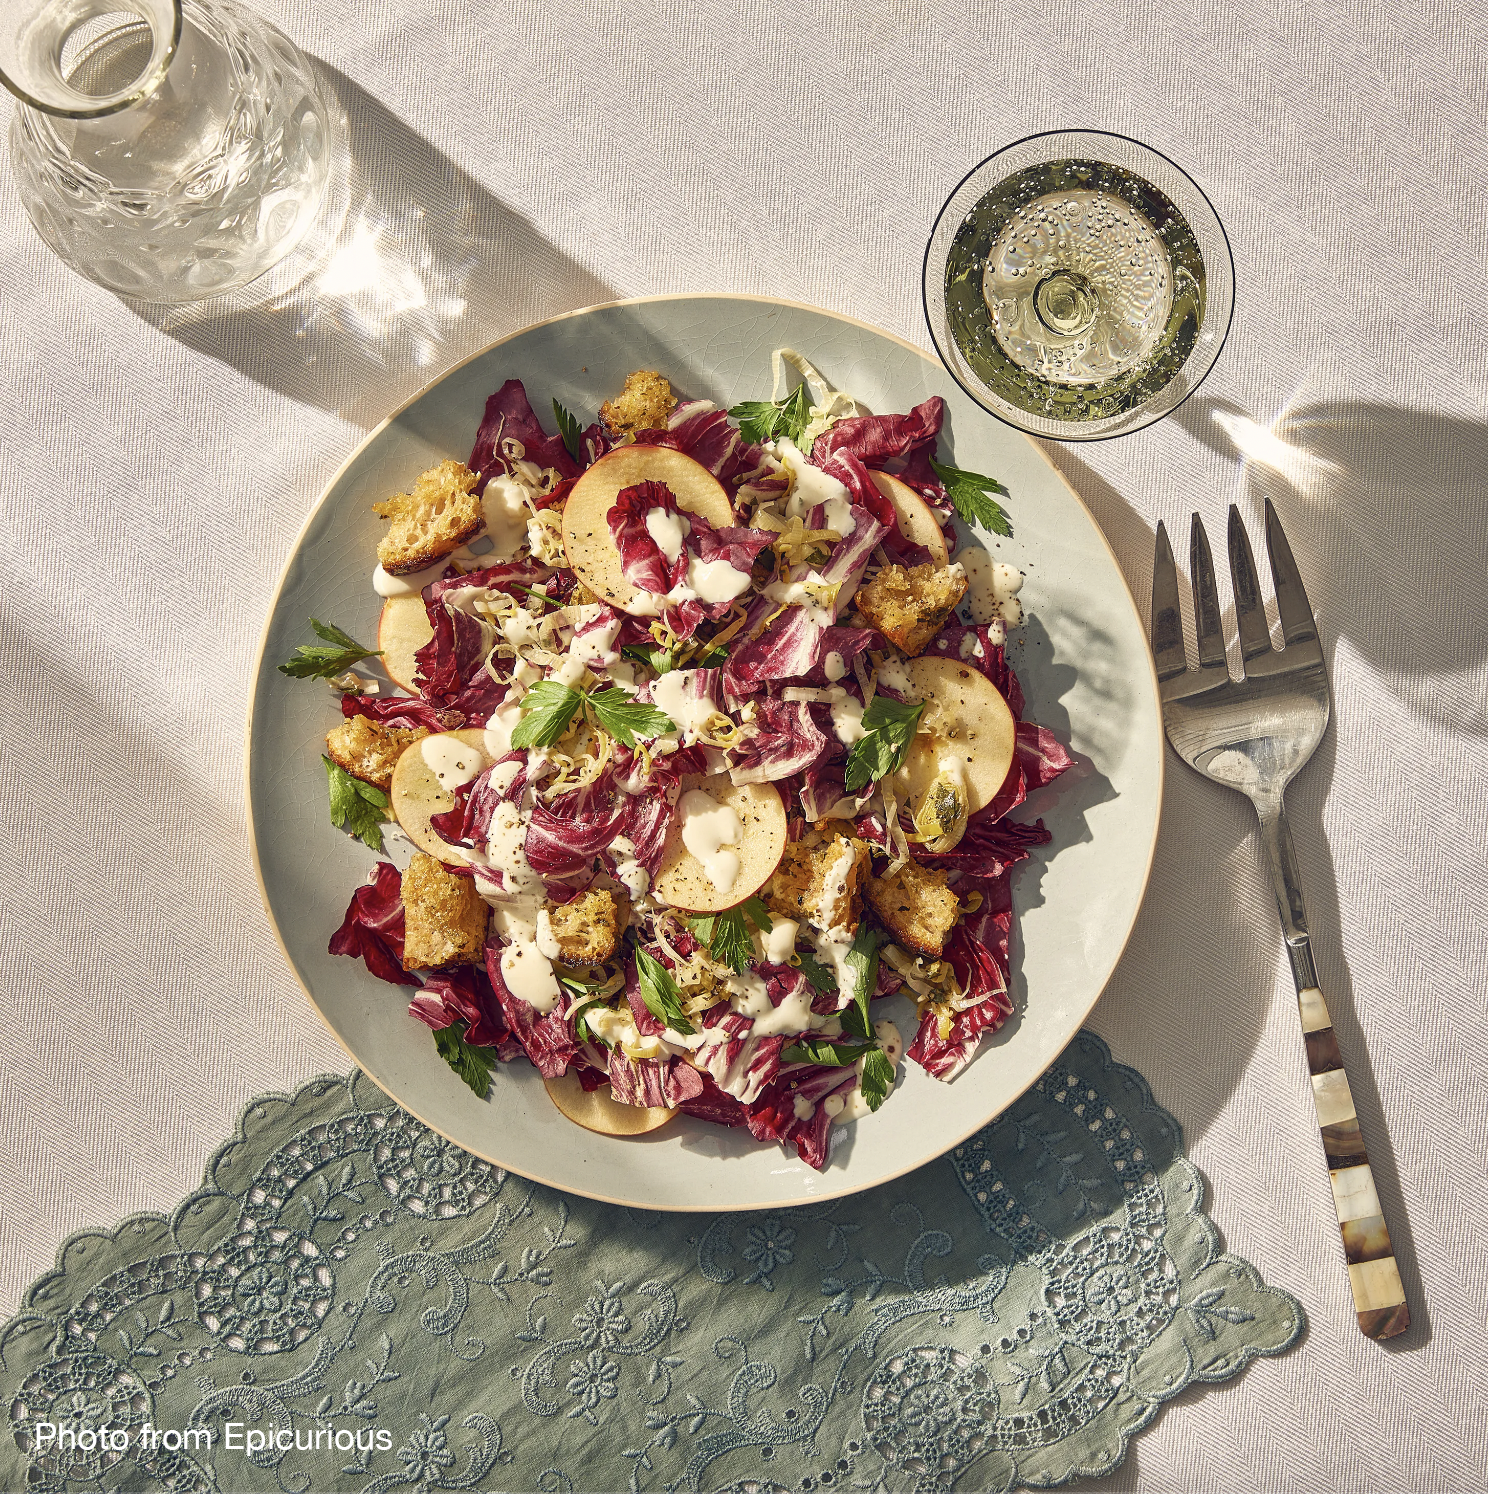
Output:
[[433, 1021, 496, 1098], [781, 1037, 876, 1066], [279, 619, 382, 680], [622, 643, 677, 675], [859, 1048, 895, 1111], [929, 456, 1013, 537], [795, 953, 837, 995], [322, 755, 389, 852], [587, 687, 677, 749], [728, 383, 812, 445], [553, 399, 584, 461], [843, 696, 926, 793], [691, 896, 773, 973], [840, 924, 881, 1039], [634, 947, 695, 1036], [511, 680, 584, 749]]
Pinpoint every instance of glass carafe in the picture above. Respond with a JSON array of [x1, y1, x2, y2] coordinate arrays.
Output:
[[1, 0, 339, 301]]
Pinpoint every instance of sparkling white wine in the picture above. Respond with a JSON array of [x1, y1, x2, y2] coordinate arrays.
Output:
[[944, 159, 1206, 425]]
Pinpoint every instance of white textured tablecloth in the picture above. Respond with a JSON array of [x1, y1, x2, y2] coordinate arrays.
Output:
[[3, 3, 1485, 1488]]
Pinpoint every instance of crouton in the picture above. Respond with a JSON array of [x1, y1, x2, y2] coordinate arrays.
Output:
[[855, 562, 968, 657], [863, 859, 959, 958], [764, 831, 868, 935], [401, 853, 489, 970], [600, 370, 676, 439], [373, 459, 483, 576], [325, 715, 429, 792], [545, 888, 624, 965]]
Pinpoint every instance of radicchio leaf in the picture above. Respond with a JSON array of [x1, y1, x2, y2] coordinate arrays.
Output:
[[328, 862, 417, 987], [469, 379, 580, 494]]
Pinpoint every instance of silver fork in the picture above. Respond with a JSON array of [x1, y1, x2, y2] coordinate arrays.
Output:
[[1151, 500, 1409, 1341]]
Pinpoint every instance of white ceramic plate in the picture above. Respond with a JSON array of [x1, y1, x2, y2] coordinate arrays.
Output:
[[246, 295, 1163, 1210]]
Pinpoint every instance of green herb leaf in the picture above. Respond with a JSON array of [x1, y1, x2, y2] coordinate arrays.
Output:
[[690, 896, 774, 974], [511, 680, 584, 749], [322, 756, 389, 853], [557, 968, 612, 996], [570, 997, 612, 1047], [553, 399, 584, 461], [587, 687, 677, 748], [859, 1048, 895, 1111], [622, 643, 677, 675], [795, 953, 837, 994], [279, 619, 383, 680], [634, 947, 695, 1036], [728, 383, 811, 445], [843, 695, 926, 793], [781, 1038, 876, 1066], [929, 456, 1013, 537], [692, 640, 729, 667], [433, 1021, 496, 1098], [840, 924, 881, 1039]]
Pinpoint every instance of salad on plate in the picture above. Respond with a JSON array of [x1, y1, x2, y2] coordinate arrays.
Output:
[[280, 351, 1071, 1170]]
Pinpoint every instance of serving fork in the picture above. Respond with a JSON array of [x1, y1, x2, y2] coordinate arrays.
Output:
[[1150, 500, 1409, 1341]]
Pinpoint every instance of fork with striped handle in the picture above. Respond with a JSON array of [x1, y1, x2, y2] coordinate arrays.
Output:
[[1151, 500, 1410, 1340]]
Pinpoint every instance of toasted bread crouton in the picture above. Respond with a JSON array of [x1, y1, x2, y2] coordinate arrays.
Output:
[[856, 562, 968, 656], [373, 459, 482, 576], [765, 831, 869, 935], [600, 370, 677, 439], [326, 714, 429, 792], [545, 888, 624, 965], [401, 853, 488, 970], [863, 859, 959, 958]]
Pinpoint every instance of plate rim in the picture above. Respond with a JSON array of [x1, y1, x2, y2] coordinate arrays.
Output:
[[243, 291, 1165, 1210]]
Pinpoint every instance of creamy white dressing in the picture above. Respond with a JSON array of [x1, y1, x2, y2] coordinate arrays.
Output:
[[793, 1094, 817, 1122], [726, 971, 773, 1019], [534, 909, 561, 961], [372, 559, 447, 597], [810, 924, 858, 999], [774, 437, 853, 528], [686, 555, 753, 604], [555, 653, 588, 688], [828, 691, 865, 746], [609, 834, 651, 899], [571, 611, 624, 668], [817, 841, 857, 923], [748, 981, 815, 1037], [678, 790, 742, 893], [585, 1007, 637, 1048], [501, 939, 560, 1011], [421, 735, 487, 790], [645, 507, 690, 561], [961, 548, 1024, 631], [762, 570, 835, 627], [823, 650, 846, 682], [481, 473, 530, 560], [763, 917, 799, 965], [651, 671, 717, 742], [482, 704, 525, 761], [875, 658, 912, 694]]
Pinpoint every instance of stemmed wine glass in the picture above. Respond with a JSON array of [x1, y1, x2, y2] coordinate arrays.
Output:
[[923, 130, 1235, 441]]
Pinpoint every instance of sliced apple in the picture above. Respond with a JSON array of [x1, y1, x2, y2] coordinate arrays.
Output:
[[544, 1069, 677, 1136], [378, 595, 435, 694], [389, 728, 490, 859], [652, 773, 787, 913], [561, 445, 733, 614], [871, 471, 950, 566], [889, 656, 1017, 819]]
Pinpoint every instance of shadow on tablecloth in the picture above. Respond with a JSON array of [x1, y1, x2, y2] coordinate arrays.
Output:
[[124, 60, 616, 428]]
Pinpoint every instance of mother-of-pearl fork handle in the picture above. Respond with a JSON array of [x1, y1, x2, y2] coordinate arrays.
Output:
[[1257, 797, 1410, 1341], [1297, 985, 1410, 1339]]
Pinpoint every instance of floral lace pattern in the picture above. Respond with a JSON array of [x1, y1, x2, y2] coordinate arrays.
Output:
[[1, 1033, 1302, 1492]]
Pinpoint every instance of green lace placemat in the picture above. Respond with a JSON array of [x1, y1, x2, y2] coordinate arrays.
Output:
[[1, 1032, 1302, 1493]]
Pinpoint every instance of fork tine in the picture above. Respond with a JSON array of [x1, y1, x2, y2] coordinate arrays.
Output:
[[1189, 514, 1227, 669], [1227, 505, 1274, 661], [1264, 498, 1320, 646], [1150, 521, 1188, 681]]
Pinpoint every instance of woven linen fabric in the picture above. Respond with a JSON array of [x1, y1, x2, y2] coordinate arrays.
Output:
[[2, 2, 1486, 1491], [0, 1034, 1301, 1493]]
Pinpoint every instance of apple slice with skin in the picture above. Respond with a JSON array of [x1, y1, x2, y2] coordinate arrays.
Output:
[[653, 773, 787, 913], [389, 728, 490, 859], [561, 445, 734, 613], [544, 1070, 676, 1136], [378, 595, 434, 694], [871, 471, 950, 567], [889, 656, 1016, 819]]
